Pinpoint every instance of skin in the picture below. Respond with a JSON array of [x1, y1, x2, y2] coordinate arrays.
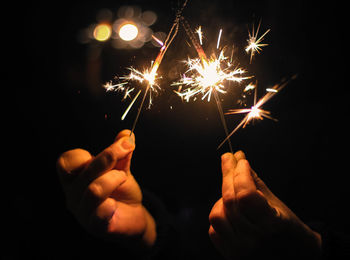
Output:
[[208, 151, 322, 259], [57, 130, 322, 258], [56, 130, 156, 251]]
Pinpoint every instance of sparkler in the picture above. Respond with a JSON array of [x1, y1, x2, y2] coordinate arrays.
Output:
[[103, 0, 283, 151], [104, 1, 188, 134], [172, 18, 251, 152], [217, 78, 292, 149]]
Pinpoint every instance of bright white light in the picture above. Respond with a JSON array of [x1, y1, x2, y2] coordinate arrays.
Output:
[[119, 23, 138, 41]]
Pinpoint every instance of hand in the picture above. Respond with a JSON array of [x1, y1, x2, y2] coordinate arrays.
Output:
[[209, 151, 322, 259], [56, 130, 156, 250]]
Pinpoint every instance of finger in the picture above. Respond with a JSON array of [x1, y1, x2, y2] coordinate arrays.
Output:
[[81, 136, 135, 186], [221, 153, 236, 203], [115, 135, 135, 173], [78, 170, 127, 223], [115, 130, 135, 173], [221, 153, 246, 215], [220, 154, 253, 233], [234, 160, 277, 226], [233, 159, 256, 197], [88, 198, 118, 235], [221, 152, 237, 177], [115, 129, 136, 143], [233, 150, 246, 161], [221, 153, 239, 225], [56, 148, 92, 182], [221, 151, 246, 203]]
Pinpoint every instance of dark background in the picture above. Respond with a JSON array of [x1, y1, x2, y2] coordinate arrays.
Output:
[[8, 0, 349, 259]]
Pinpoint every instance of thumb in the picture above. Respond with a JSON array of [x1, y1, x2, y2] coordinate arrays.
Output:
[[221, 153, 237, 200], [115, 132, 135, 173]]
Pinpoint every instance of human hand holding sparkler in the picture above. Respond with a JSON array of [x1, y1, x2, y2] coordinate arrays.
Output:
[[56, 130, 156, 250], [209, 151, 322, 259]]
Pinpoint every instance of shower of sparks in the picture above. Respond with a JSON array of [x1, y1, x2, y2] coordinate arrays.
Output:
[[245, 21, 270, 63], [218, 78, 291, 149], [173, 18, 254, 152], [104, 65, 160, 110], [172, 52, 249, 102], [104, 1, 188, 134], [173, 19, 250, 102]]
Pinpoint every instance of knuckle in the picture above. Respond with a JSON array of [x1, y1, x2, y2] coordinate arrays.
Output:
[[101, 148, 116, 166], [87, 182, 103, 199], [208, 226, 216, 237], [56, 148, 91, 175], [56, 152, 71, 173], [236, 189, 258, 207], [222, 190, 235, 208], [56, 156, 66, 173], [238, 158, 250, 168], [209, 202, 225, 225]]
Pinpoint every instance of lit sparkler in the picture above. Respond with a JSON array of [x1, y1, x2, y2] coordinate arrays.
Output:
[[172, 52, 249, 102], [173, 18, 251, 152], [246, 20, 270, 63], [104, 1, 188, 134]]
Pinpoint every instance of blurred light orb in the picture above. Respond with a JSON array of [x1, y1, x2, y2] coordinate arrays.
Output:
[[93, 24, 112, 41], [142, 10, 157, 26], [119, 23, 138, 41]]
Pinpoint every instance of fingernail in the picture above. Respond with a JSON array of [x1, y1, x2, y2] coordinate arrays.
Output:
[[121, 137, 135, 150], [128, 135, 135, 145], [221, 153, 232, 163]]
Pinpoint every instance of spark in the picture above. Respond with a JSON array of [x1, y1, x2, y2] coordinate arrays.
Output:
[[266, 87, 278, 93], [218, 79, 290, 149], [246, 21, 270, 63], [121, 89, 141, 120], [103, 65, 160, 111], [173, 20, 250, 102], [152, 35, 164, 47], [104, 1, 188, 134], [217, 29, 222, 49], [244, 83, 256, 92], [196, 26, 203, 45], [174, 19, 252, 152], [172, 52, 249, 102]]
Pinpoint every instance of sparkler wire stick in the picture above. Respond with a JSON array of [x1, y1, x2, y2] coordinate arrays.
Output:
[[130, 87, 149, 134], [179, 17, 234, 153], [213, 90, 233, 153], [127, 1, 188, 135]]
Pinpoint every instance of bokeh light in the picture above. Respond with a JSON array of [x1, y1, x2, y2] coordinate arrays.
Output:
[[79, 6, 159, 49], [118, 23, 139, 41], [141, 10, 157, 26], [93, 24, 112, 42]]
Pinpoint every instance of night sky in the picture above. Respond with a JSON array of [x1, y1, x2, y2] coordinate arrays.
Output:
[[8, 0, 349, 259]]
